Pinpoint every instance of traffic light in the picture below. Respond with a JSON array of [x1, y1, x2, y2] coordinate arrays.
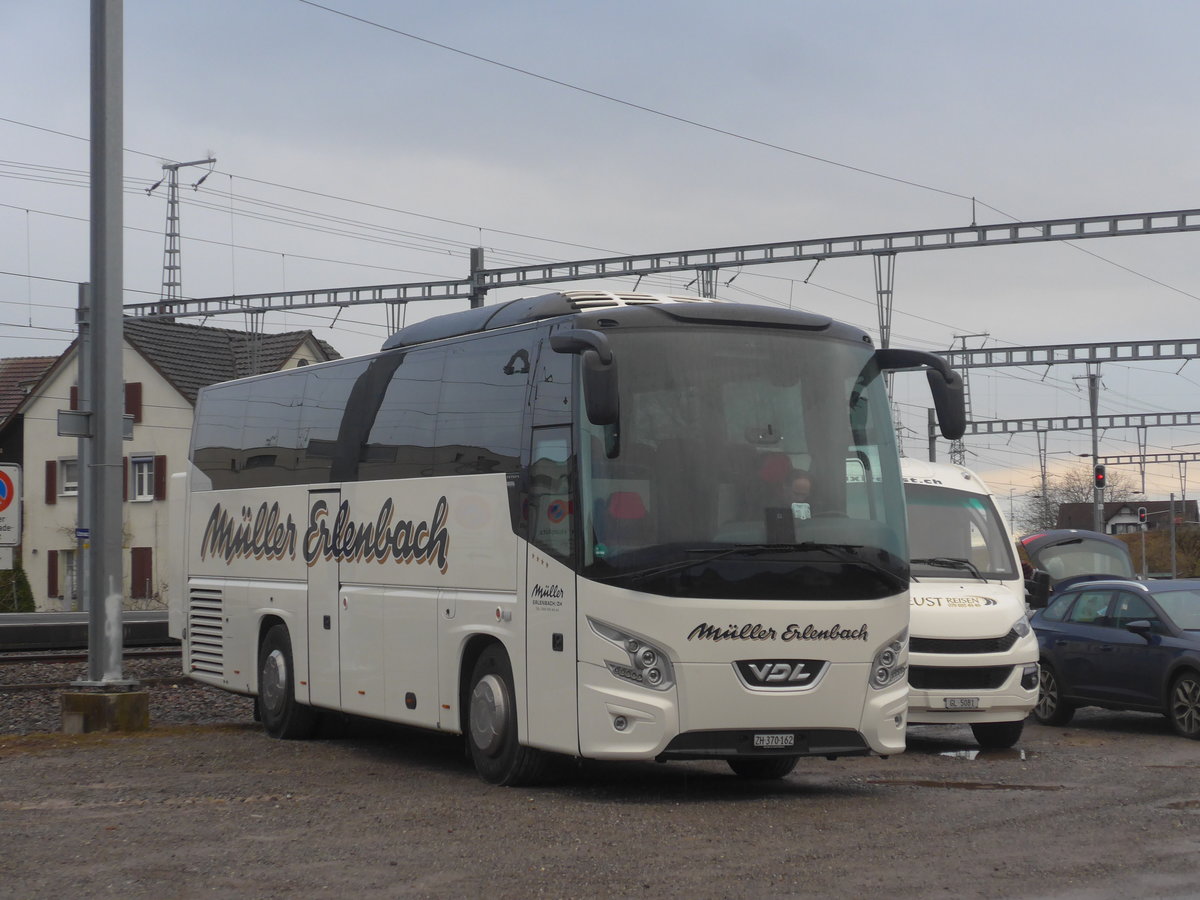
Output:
[[1094, 464, 1106, 489], [1138, 507, 1147, 524]]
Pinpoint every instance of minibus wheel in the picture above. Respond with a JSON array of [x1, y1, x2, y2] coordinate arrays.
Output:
[[258, 624, 319, 740], [467, 644, 549, 786], [970, 720, 1024, 749]]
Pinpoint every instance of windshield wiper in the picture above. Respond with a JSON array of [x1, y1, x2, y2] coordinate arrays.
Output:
[[605, 542, 888, 583], [910, 556, 986, 581]]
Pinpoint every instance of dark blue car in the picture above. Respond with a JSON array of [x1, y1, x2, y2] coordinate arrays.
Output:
[[1030, 578, 1200, 739]]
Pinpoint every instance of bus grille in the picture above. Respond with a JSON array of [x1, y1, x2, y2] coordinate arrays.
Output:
[[910, 630, 1020, 655], [908, 666, 1013, 691], [187, 587, 224, 677]]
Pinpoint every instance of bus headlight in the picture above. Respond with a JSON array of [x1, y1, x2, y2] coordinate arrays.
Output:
[[870, 629, 908, 690], [588, 618, 675, 692]]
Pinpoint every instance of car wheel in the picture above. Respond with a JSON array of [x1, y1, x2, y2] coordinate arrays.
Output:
[[970, 719, 1024, 749], [258, 624, 320, 740], [727, 756, 799, 779], [1168, 670, 1200, 740], [467, 644, 550, 786], [1033, 663, 1075, 726]]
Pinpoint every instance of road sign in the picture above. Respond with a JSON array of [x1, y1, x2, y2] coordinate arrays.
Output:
[[0, 464, 20, 547]]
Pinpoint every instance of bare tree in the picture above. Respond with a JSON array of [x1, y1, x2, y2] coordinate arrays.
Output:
[[1015, 463, 1138, 535]]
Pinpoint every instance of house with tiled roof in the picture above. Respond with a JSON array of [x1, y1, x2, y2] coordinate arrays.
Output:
[[8, 319, 340, 610], [1056, 499, 1200, 534], [0, 356, 57, 466]]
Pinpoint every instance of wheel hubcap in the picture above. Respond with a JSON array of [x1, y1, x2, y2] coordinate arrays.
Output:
[[1172, 677, 1200, 736], [1036, 669, 1057, 719], [261, 648, 288, 718], [469, 673, 508, 755]]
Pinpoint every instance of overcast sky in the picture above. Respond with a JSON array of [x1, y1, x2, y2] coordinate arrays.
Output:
[[2, 0, 1198, 512]]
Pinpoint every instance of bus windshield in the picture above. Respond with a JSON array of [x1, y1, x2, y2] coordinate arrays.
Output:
[[904, 483, 1018, 581], [578, 325, 907, 600]]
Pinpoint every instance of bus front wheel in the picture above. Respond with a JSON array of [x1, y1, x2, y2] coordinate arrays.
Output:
[[727, 756, 798, 779], [258, 625, 319, 740], [467, 646, 548, 786]]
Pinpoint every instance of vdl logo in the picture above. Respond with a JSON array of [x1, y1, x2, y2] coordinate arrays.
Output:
[[734, 658, 828, 690]]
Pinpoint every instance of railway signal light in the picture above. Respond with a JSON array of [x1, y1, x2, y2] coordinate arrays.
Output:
[[1094, 464, 1106, 489], [1138, 507, 1147, 524]]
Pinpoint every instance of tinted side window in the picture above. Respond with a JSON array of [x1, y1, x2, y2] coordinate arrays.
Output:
[[295, 359, 370, 483], [360, 347, 446, 481], [1066, 590, 1114, 626], [238, 375, 306, 487], [192, 385, 248, 490], [1111, 593, 1162, 630], [1041, 591, 1076, 622], [432, 332, 533, 476], [532, 337, 572, 427]]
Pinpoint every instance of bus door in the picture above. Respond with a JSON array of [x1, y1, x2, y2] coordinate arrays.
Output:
[[306, 488, 342, 709], [524, 425, 579, 752]]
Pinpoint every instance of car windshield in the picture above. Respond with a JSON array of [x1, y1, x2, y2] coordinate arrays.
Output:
[[1154, 588, 1200, 630]]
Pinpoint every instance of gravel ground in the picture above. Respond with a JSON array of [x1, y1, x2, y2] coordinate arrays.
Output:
[[0, 652, 255, 735]]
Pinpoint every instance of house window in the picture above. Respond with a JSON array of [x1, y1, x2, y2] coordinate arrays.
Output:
[[60, 459, 79, 496], [131, 457, 155, 501]]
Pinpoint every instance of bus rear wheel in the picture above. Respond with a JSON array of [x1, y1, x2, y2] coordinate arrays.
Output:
[[467, 646, 549, 786], [258, 625, 319, 740], [727, 756, 798, 779]]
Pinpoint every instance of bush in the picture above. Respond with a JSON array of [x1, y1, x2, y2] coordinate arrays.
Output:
[[0, 564, 35, 612]]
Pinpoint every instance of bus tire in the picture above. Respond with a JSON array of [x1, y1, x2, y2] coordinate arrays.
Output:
[[970, 719, 1024, 749], [258, 624, 319, 740], [467, 645, 548, 786], [727, 756, 798, 779], [1033, 662, 1074, 726]]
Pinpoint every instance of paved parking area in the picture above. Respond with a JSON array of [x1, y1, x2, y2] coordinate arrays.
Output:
[[2, 708, 1198, 899]]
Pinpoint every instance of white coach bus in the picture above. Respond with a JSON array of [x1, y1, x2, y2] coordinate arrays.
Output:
[[169, 290, 964, 784]]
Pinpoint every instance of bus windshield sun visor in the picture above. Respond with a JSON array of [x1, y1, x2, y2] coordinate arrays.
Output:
[[550, 329, 619, 426], [874, 348, 966, 441]]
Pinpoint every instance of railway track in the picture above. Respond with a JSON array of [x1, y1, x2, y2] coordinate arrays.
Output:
[[0, 646, 185, 693]]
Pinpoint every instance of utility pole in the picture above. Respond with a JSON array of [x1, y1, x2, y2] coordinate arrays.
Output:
[[147, 156, 216, 313], [61, 0, 148, 734]]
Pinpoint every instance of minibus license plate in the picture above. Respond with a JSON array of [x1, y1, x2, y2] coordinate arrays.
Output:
[[753, 733, 795, 748], [944, 697, 980, 709]]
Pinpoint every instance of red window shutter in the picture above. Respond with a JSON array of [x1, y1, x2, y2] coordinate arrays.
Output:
[[154, 455, 167, 500], [131, 547, 153, 600], [45, 460, 57, 505], [124, 382, 143, 423], [47, 550, 59, 597], [122, 456, 128, 502], [70, 385, 78, 410]]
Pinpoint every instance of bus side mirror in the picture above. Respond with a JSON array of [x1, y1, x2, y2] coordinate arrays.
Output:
[[550, 329, 620, 426], [875, 348, 966, 440]]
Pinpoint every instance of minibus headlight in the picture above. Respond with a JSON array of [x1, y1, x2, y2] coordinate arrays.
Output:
[[870, 629, 908, 690], [1012, 616, 1031, 638], [589, 618, 676, 692]]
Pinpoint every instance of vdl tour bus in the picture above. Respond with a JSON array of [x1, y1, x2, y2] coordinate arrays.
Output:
[[168, 290, 965, 784]]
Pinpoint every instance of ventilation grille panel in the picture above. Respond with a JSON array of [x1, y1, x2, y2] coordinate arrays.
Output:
[[187, 587, 224, 677]]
